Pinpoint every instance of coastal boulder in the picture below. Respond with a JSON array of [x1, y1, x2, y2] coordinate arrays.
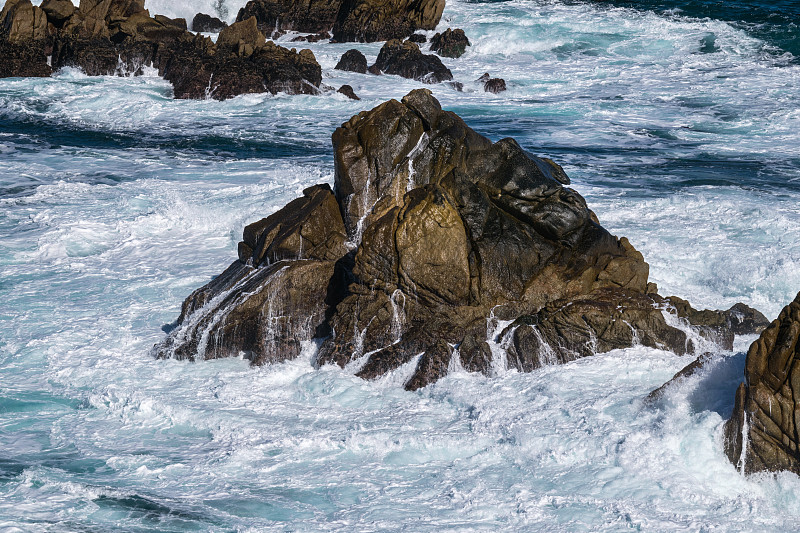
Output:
[[430, 28, 470, 58], [370, 39, 452, 83], [40, 0, 76, 26], [191, 12, 227, 32], [335, 48, 367, 73], [724, 292, 800, 474]]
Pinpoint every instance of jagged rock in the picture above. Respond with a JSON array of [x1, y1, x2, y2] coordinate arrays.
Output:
[[430, 27, 470, 58], [236, 0, 443, 42], [217, 16, 265, 53], [724, 292, 800, 475], [645, 353, 713, 404], [160, 90, 758, 390], [1, 0, 322, 99], [667, 296, 769, 337], [191, 12, 227, 32], [370, 39, 452, 83], [332, 0, 444, 42], [407, 33, 426, 43], [237, 0, 341, 37], [504, 290, 691, 373], [106, 0, 146, 21], [162, 40, 321, 99], [156, 184, 350, 364], [290, 31, 330, 42], [484, 78, 506, 93], [337, 84, 359, 100], [40, 0, 75, 26], [1, 0, 49, 43], [334, 48, 367, 73]]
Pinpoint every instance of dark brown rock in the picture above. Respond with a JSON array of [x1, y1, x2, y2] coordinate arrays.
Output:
[[406, 32, 426, 43], [334, 48, 367, 73], [290, 30, 330, 42], [317, 89, 684, 390], [1, 0, 49, 43], [237, 0, 341, 37], [161, 90, 758, 390], [40, 0, 76, 26], [332, 0, 444, 42], [724, 292, 800, 474], [0, 39, 52, 77], [191, 12, 227, 32], [370, 39, 452, 83], [162, 40, 321, 99], [337, 84, 359, 100], [237, 0, 443, 42], [106, 0, 146, 21], [156, 184, 349, 364], [645, 353, 712, 404], [216, 15, 265, 53], [484, 77, 506, 93], [430, 27, 469, 58]]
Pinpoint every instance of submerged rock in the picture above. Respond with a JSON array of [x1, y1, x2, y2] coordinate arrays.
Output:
[[370, 39, 452, 83], [724, 292, 800, 475], [430, 27, 470, 58], [236, 0, 443, 42], [158, 89, 764, 389], [0, 0, 322, 99]]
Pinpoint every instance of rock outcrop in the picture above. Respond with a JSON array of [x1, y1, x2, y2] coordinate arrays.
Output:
[[430, 27, 469, 58], [0, 0, 322, 99], [335, 48, 367, 73], [191, 12, 227, 32], [724, 292, 800, 474], [157, 90, 764, 390], [370, 39, 452, 82], [236, 0, 444, 42]]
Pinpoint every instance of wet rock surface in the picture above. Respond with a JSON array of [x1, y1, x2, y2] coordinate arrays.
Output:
[[159, 90, 764, 389], [724, 292, 800, 475], [370, 39, 452, 83], [236, 0, 443, 42], [0, 0, 322, 99], [335, 48, 367, 73], [191, 12, 226, 33], [430, 27, 469, 58]]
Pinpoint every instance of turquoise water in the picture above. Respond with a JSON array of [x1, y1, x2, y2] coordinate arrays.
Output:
[[2, 0, 800, 530]]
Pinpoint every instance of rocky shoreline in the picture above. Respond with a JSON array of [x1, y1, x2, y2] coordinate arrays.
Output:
[[0, 0, 503, 99]]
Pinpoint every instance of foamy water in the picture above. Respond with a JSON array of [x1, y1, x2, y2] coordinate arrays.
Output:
[[2, 0, 800, 530]]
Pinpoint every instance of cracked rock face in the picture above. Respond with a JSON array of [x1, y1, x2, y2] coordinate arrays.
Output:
[[725, 292, 800, 474], [158, 89, 764, 390]]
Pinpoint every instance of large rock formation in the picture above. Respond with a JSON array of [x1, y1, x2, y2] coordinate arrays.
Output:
[[0, 0, 322, 99], [157, 90, 764, 390], [235, 0, 444, 42], [724, 292, 800, 474]]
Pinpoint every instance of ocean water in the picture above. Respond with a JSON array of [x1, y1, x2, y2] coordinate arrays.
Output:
[[3, 0, 800, 530]]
